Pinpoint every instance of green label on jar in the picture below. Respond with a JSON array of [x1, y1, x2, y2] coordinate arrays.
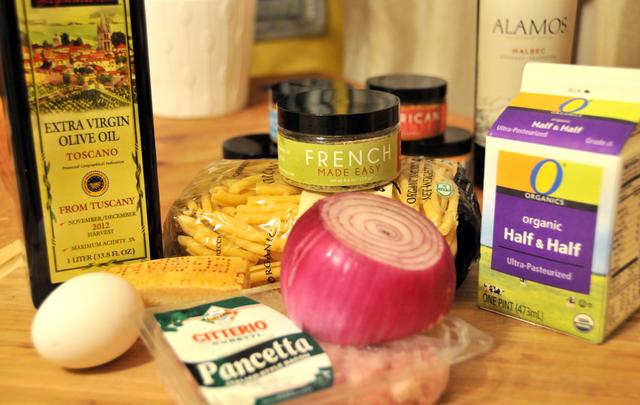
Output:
[[277, 131, 400, 189]]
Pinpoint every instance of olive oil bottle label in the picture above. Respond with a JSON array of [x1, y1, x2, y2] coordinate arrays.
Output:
[[16, 0, 150, 282]]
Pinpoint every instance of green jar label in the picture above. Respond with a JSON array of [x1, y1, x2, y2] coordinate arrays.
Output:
[[277, 131, 400, 189]]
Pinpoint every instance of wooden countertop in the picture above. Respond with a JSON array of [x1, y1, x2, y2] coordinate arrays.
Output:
[[1, 78, 639, 404]]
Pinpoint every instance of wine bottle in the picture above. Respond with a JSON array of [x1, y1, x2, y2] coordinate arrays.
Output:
[[0, 0, 162, 307], [474, 0, 578, 185]]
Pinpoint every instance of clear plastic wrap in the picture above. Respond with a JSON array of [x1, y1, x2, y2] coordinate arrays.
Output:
[[139, 285, 493, 405], [163, 158, 480, 287]]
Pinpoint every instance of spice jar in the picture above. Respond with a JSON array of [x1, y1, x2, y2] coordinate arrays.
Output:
[[269, 79, 351, 143], [222, 133, 278, 159], [366, 74, 447, 141], [402, 126, 474, 175], [277, 89, 400, 192]]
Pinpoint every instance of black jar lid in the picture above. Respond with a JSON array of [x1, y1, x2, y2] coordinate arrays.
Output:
[[270, 79, 350, 104], [401, 126, 473, 157], [223, 133, 278, 159], [278, 89, 399, 136], [366, 74, 447, 104]]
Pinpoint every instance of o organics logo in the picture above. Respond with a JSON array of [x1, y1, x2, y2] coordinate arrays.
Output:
[[202, 306, 237, 325], [81, 171, 109, 197], [530, 159, 563, 195], [559, 97, 589, 113]]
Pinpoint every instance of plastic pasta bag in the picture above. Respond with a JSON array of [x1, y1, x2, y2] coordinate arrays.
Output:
[[163, 157, 480, 287]]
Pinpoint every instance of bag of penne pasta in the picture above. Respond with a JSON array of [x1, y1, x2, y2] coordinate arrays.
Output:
[[163, 157, 480, 288]]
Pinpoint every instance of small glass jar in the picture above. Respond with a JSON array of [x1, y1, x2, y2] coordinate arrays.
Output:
[[402, 126, 474, 176], [268, 79, 351, 144], [222, 133, 278, 159], [277, 89, 400, 192], [366, 74, 447, 142]]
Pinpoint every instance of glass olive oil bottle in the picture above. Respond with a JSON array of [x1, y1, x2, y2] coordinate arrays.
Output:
[[0, 0, 162, 307]]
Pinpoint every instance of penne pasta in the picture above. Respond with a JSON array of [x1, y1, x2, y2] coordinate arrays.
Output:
[[169, 158, 467, 285]]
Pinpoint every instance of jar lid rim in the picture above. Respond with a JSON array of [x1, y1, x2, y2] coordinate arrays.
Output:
[[366, 74, 447, 103], [278, 89, 399, 136]]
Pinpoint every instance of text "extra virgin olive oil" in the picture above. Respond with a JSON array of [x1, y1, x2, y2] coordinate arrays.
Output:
[[0, 0, 162, 307]]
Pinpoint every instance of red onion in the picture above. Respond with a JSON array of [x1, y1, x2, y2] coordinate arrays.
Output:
[[281, 192, 455, 346]]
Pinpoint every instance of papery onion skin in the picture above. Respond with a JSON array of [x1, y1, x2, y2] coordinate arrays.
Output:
[[281, 193, 455, 346]]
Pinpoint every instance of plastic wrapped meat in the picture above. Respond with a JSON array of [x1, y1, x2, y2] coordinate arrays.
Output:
[[140, 288, 492, 405], [288, 335, 450, 405]]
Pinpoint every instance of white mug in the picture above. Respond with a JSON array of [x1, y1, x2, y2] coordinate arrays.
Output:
[[145, 0, 256, 118]]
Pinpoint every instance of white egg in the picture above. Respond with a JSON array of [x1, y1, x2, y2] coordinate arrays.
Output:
[[32, 272, 143, 369]]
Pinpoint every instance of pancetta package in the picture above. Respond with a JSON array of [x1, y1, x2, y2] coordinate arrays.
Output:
[[139, 286, 493, 405]]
